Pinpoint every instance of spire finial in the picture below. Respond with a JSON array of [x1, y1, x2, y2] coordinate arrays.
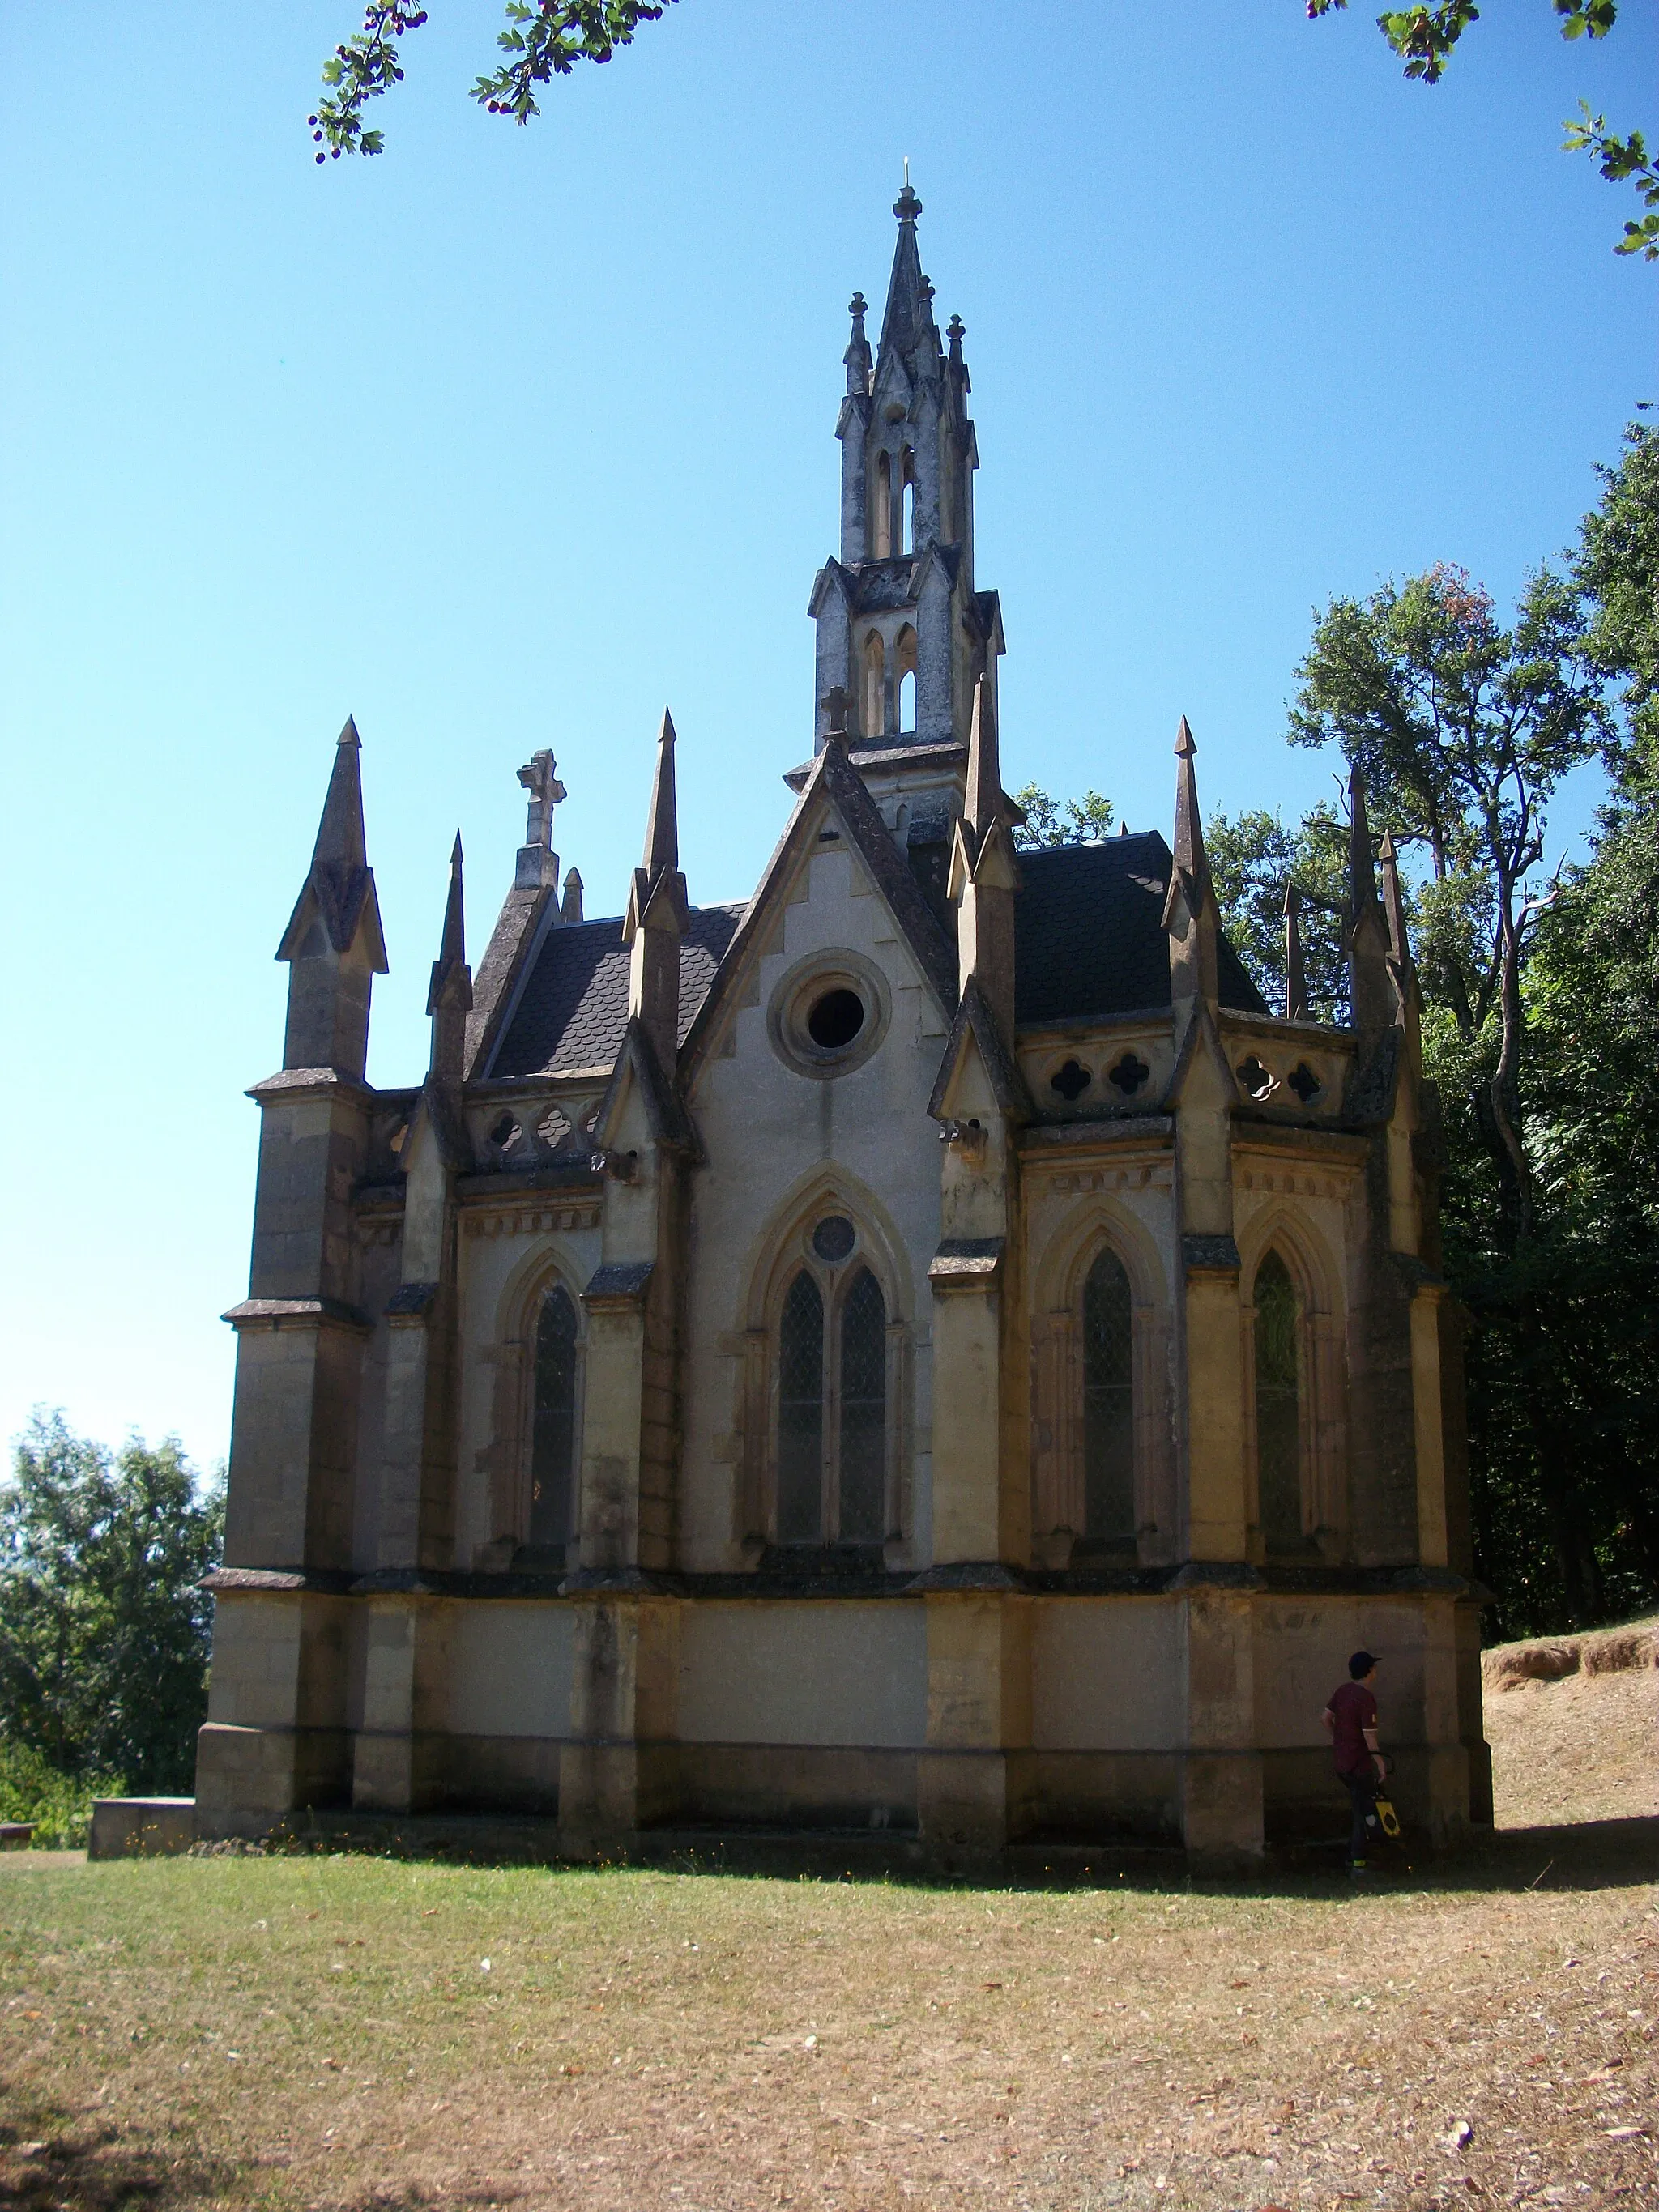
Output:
[[844, 291, 872, 396], [894, 178, 921, 225], [641, 706, 680, 879]]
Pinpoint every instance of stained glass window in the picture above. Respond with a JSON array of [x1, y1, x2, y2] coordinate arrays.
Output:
[[529, 1284, 578, 1550], [1254, 1251, 1303, 1549], [778, 1271, 825, 1544], [1083, 1248, 1135, 1542], [839, 1268, 887, 1544]]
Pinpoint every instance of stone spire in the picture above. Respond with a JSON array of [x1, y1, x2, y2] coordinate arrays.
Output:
[[844, 292, 872, 396], [623, 708, 690, 1070], [514, 748, 565, 892], [948, 675, 1020, 1028], [1283, 881, 1307, 1021], [426, 833, 472, 1084], [561, 867, 584, 924], [1162, 718, 1219, 1008], [878, 181, 928, 365], [1346, 767, 1395, 1035], [275, 716, 388, 1077]]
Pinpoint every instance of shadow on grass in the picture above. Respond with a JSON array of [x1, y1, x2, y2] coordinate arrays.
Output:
[[0, 2101, 241, 2212]]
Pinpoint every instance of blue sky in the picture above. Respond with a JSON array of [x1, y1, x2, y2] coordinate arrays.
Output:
[[1, 0, 1653, 1474]]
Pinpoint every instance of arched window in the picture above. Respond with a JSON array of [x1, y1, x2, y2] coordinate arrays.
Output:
[[774, 1244, 889, 1549], [529, 1283, 578, 1552], [861, 630, 885, 743], [901, 453, 916, 555], [1082, 1248, 1135, 1542], [1254, 1251, 1303, 1549], [839, 1268, 887, 1542], [872, 452, 892, 558], [894, 624, 917, 736]]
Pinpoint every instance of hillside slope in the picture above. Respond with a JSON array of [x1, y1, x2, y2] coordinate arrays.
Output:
[[1482, 1613, 1658, 1828]]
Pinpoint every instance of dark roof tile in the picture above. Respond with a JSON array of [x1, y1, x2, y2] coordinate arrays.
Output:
[[488, 904, 743, 1078], [1015, 833, 1267, 1025]]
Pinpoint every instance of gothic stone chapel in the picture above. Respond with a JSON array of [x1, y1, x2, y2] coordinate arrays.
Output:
[[200, 187, 1490, 1867]]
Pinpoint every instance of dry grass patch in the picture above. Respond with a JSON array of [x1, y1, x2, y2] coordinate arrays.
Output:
[[1483, 1617, 1659, 1829], [0, 1847, 1655, 2212]]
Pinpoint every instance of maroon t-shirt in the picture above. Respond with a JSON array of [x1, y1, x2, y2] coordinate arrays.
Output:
[[1327, 1680, 1378, 1775]]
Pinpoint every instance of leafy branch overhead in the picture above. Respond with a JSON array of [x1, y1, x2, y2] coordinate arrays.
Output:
[[1306, 0, 1652, 259], [310, 0, 675, 160]]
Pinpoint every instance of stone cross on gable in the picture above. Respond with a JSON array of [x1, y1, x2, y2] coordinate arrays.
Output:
[[517, 749, 567, 852], [821, 685, 851, 739]]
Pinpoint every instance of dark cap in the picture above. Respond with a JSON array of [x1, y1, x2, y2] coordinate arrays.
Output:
[[1349, 1650, 1380, 1677]]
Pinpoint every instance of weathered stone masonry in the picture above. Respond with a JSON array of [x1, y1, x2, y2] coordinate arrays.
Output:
[[198, 186, 1489, 1867]]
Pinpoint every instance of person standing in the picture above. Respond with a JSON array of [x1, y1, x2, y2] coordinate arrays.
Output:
[[1323, 1651, 1384, 1874]]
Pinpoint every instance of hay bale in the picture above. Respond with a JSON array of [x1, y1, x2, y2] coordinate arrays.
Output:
[[1484, 1641, 1581, 1690], [1580, 1625, 1659, 1677]]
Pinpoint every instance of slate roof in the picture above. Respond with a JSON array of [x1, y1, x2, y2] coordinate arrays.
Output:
[[488, 905, 744, 1078], [1014, 832, 1269, 1025], [488, 829, 1266, 1080]]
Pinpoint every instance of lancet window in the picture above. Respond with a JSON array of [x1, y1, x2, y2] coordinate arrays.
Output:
[[861, 630, 885, 742], [527, 1281, 579, 1554], [1082, 1247, 1135, 1542], [895, 624, 917, 736], [775, 1223, 889, 1549], [1252, 1250, 1304, 1550]]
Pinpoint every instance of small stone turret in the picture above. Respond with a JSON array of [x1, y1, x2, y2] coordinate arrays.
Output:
[[623, 709, 690, 1072], [275, 717, 387, 1077]]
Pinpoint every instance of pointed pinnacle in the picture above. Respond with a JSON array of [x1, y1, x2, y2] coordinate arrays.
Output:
[[438, 833, 466, 965], [1171, 716, 1210, 899], [312, 717, 369, 869], [965, 674, 1002, 837], [641, 706, 680, 878]]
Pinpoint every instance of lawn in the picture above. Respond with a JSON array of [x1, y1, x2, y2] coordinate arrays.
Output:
[[0, 1835, 1654, 2212]]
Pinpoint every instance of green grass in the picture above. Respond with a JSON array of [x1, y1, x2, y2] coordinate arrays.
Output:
[[0, 1849, 1654, 2210]]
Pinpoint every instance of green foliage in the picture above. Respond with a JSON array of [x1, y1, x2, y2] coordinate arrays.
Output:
[[1289, 560, 1605, 1239], [0, 1736, 122, 1850], [1575, 424, 1659, 772], [1309, 0, 1645, 262], [0, 1413, 224, 1793], [312, 1, 675, 158], [1206, 803, 1351, 1022], [1010, 782, 1115, 849]]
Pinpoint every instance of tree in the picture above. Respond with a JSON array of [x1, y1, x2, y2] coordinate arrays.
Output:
[[1206, 802, 1353, 1023], [0, 1413, 224, 1793], [1009, 782, 1114, 849], [1287, 562, 1606, 1243], [312, 0, 675, 158], [309, 2, 1657, 261]]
